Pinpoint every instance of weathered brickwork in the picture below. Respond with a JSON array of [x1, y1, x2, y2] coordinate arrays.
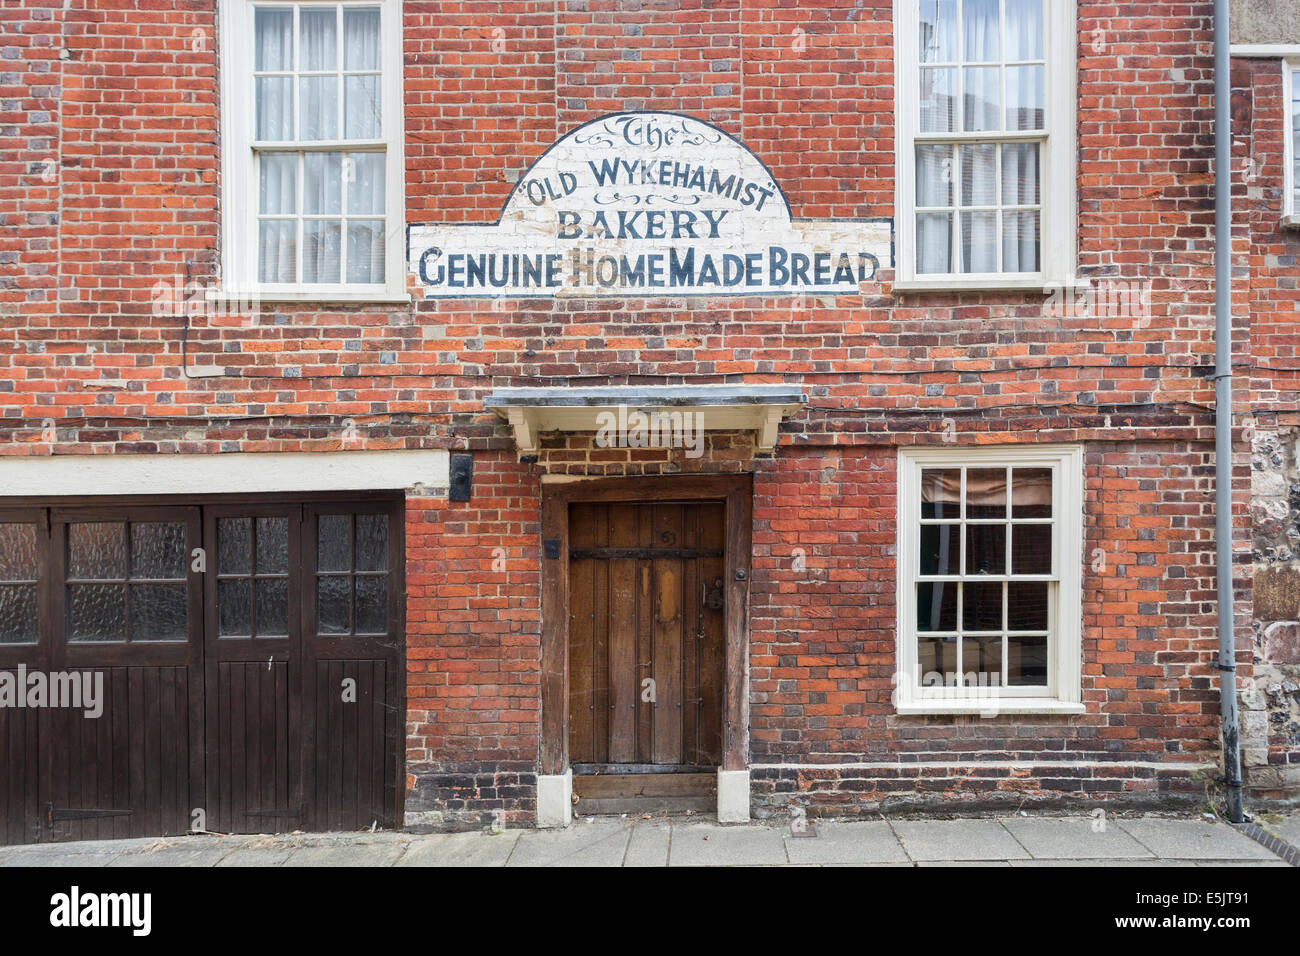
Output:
[[1, 1, 1294, 826]]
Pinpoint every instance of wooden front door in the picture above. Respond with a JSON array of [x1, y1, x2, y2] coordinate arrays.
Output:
[[567, 501, 726, 768]]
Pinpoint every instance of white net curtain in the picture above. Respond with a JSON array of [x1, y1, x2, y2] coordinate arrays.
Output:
[[254, 5, 386, 285], [916, 0, 1044, 275]]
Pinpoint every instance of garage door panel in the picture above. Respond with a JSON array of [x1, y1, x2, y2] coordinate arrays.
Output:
[[209, 659, 296, 833], [46, 665, 193, 842], [308, 658, 390, 832], [0, 705, 40, 844]]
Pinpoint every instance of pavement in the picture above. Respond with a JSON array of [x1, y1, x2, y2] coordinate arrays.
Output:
[[1, 813, 1297, 867]]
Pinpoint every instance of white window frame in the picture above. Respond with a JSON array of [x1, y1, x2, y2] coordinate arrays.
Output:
[[217, 0, 407, 303], [893, 0, 1076, 292], [1284, 58, 1300, 227], [895, 443, 1084, 715]]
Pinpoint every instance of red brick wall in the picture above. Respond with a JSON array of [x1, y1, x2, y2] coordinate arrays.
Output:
[[0, 1, 1285, 822]]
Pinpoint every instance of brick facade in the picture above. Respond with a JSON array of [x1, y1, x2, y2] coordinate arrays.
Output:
[[1, 1, 1296, 830]]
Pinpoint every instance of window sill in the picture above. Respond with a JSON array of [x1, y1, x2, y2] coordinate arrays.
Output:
[[891, 277, 1060, 295], [1283, 215, 1300, 230], [896, 699, 1086, 716], [206, 289, 412, 306]]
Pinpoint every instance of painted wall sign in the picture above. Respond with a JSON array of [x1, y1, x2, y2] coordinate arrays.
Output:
[[408, 111, 893, 298]]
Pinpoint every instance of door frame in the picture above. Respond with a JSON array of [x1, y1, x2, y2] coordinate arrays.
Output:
[[540, 475, 751, 776]]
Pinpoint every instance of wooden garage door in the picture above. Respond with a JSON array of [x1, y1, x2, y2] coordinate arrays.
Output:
[[0, 497, 403, 845], [567, 501, 725, 768]]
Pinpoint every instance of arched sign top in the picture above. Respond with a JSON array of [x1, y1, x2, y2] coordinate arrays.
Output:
[[410, 111, 892, 299]]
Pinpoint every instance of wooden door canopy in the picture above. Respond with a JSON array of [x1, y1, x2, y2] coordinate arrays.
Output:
[[485, 384, 805, 456]]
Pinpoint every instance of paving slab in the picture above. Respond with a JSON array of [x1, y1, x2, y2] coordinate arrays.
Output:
[[916, 860, 1011, 866], [668, 823, 788, 867], [281, 842, 408, 866], [507, 821, 632, 867], [0, 847, 125, 867], [109, 848, 233, 867], [624, 823, 672, 866], [216, 847, 298, 867], [999, 816, 1155, 860], [1009, 858, 1195, 867], [1115, 819, 1279, 861], [783, 821, 909, 865], [890, 819, 1030, 861], [397, 831, 520, 867]]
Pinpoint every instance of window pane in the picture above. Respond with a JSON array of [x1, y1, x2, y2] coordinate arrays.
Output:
[[1001, 142, 1039, 205], [919, 67, 956, 132], [218, 579, 252, 637], [917, 581, 957, 632], [255, 8, 294, 71], [966, 467, 1006, 518], [129, 583, 188, 641], [1008, 581, 1049, 630], [962, 0, 1000, 61], [962, 66, 1000, 131], [299, 76, 339, 140], [920, 523, 960, 575], [1002, 210, 1039, 272], [256, 517, 290, 574], [965, 523, 1006, 575], [1005, 0, 1043, 60], [916, 145, 952, 207], [130, 522, 186, 579], [304, 152, 342, 214], [921, 469, 960, 519], [345, 75, 380, 139], [356, 576, 387, 633], [346, 221, 385, 283], [255, 76, 293, 140], [963, 580, 1002, 631], [916, 212, 952, 273], [346, 152, 385, 214], [1011, 523, 1052, 575], [959, 143, 997, 206], [299, 6, 338, 71], [68, 522, 126, 579], [344, 8, 382, 69], [317, 576, 350, 634], [918, 635, 956, 681], [259, 220, 297, 283], [259, 153, 297, 215], [1006, 64, 1044, 130], [0, 584, 38, 644], [255, 578, 289, 637], [318, 515, 351, 572], [1011, 468, 1052, 517], [1008, 636, 1048, 685], [961, 636, 1001, 683], [0, 523, 37, 580], [302, 220, 342, 283], [67, 584, 126, 642], [960, 210, 998, 272], [356, 514, 388, 571]]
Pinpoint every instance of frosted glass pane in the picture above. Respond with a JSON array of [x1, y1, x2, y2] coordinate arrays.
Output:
[[68, 522, 126, 579], [256, 517, 289, 574], [317, 576, 350, 634], [255, 579, 289, 637], [355, 514, 388, 571], [129, 583, 188, 641], [218, 517, 251, 575], [219, 579, 251, 637], [130, 522, 186, 579], [317, 515, 350, 572], [0, 524, 37, 580], [0, 585, 38, 644], [68, 584, 126, 642], [356, 576, 387, 634]]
